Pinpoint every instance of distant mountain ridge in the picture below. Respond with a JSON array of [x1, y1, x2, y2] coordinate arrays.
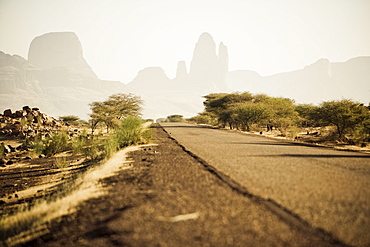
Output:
[[1, 31, 369, 120], [227, 57, 370, 105]]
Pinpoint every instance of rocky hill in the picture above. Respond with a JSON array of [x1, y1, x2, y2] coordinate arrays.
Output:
[[0, 106, 64, 139], [0, 32, 124, 120]]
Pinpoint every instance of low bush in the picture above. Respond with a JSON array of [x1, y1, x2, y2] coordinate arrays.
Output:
[[103, 116, 151, 158], [43, 130, 70, 157], [0, 143, 5, 159]]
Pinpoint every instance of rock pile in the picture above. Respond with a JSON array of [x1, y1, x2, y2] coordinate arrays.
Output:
[[0, 106, 64, 138], [0, 106, 70, 166]]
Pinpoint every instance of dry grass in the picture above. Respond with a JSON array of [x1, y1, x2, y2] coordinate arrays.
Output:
[[0, 144, 155, 246]]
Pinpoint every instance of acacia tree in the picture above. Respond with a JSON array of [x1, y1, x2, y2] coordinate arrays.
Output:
[[89, 93, 143, 133], [231, 102, 271, 131], [295, 104, 320, 128], [203, 92, 255, 128], [262, 97, 298, 133], [317, 99, 370, 141]]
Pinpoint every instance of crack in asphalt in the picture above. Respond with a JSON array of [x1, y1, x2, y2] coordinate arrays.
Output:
[[160, 125, 348, 247]]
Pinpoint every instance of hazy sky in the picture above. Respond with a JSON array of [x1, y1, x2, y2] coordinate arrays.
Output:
[[1, 0, 369, 84]]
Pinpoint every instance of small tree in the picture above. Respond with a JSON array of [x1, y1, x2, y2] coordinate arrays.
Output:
[[189, 112, 216, 125], [295, 104, 320, 128], [232, 102, 271, 131], [89, 93, 143, 132], [262, 97, 298, 134], [166, 115, 184, 122], [59, 115, 80, 125], [317, 99, 370, 141], [59, 115, 79, 122]]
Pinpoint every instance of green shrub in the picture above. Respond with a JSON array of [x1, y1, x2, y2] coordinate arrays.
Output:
[[104, 135, 119, 159], [31, 136, 45, 157], [115, 116, 143, 147], [20, 117, 28, 127], [0, 143, 5, 159], [82, 140, 102, 160], [103, 116, 151, 158], [54, 156, 69, 168], [43, 131, 70, 157], [72, 129, 88, 155]]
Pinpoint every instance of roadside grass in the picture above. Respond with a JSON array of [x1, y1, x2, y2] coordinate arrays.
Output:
[[104, 116, 152, 158], [54, 156, 69, 169], [0, 117, 152, 245], [0, 143, 5, 159]]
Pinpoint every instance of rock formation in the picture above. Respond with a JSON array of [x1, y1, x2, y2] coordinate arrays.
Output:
[[0, 32, 125, 119], [217, 42, 229, 89], [127, 67, 171, 93], [188, 32, 228, 91], [175, 61, 188, 80], [28, 32, 97, 78], [0, 106, 64, 138]]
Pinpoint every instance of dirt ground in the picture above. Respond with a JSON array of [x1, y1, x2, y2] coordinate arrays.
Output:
[[1, 125, 342, 246]]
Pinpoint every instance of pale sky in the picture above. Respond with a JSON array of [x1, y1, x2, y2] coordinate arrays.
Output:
[[1, 0, 369, 84]]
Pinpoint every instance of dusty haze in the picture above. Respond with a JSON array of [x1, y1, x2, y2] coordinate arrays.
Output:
[[1, 0, 369, 83]]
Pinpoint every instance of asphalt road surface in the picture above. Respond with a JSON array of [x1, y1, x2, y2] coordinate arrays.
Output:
[[161, 123, 370, 246]]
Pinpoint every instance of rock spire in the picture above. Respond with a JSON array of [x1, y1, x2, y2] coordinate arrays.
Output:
[[188, 32, 228, 91]]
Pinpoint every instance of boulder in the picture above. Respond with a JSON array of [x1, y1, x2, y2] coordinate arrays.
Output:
[[3, 109, 12, 117], [22, 106, 31, 112], [14, 110, 27, 118]]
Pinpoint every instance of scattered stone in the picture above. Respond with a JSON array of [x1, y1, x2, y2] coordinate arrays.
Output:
[[3, 109, 12, 117], [14, 194, 19, 198], [39, 154, 45, 158], [0, 107, 66, 138], [16, 144, 27, 151], [8, 145, 16, 152], [24, 156, 32, 160], [22, 106, 31, 112], [4, 145, 11, 154], [0, 200, 5, 205]]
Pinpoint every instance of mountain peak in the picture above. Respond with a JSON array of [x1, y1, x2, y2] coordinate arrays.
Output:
[[198, 32, 214, 42], [28, 32, 97, 78]]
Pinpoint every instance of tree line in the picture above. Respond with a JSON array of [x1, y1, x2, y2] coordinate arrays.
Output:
[[189, 92, 370, 144]]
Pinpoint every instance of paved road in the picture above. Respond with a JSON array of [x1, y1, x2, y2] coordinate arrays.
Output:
[[161, 123, 370, 246]]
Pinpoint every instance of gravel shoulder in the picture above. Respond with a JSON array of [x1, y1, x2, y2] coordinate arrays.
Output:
[[20, 125, 341, 246]]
